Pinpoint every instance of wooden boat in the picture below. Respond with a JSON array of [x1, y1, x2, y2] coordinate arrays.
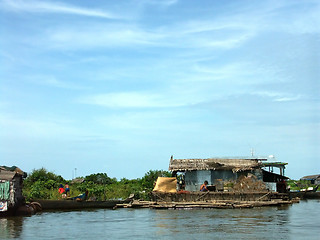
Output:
[[34, 199, 126, 211], [289, 191, 320, 199]]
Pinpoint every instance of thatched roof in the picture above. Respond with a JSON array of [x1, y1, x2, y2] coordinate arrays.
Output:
[[0, 169, 18, 181], [169, 157, 263, 172], [300, 174, 320, 181], [0, 166, 26, 180]]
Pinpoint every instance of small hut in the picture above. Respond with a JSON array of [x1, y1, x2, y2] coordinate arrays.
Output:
[[300, 174, 320, 185], [0, 166, 26, 215]]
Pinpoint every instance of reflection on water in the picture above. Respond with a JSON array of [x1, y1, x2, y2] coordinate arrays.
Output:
[[151, 206, 292, 239], [0, 200, 319, 240], [0, 217, 24, 239]]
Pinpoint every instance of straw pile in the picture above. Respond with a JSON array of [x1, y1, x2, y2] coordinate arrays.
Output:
[[233, 174, 267, 192]]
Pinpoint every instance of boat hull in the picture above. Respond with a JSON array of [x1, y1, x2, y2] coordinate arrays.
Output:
[[34, 199, 124, 211]]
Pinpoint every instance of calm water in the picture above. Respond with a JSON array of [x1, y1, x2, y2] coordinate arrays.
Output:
[[1, 200, 319, 240]]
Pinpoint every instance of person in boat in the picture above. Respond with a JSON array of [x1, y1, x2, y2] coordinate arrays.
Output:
[[68, 190, 89, 201], [200, 180, 209, 192]]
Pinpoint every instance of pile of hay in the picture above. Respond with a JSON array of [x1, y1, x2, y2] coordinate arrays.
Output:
[[233, 174, 267, 192]]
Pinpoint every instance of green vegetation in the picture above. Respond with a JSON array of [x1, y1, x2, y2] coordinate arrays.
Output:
[[286, 179, 319, 191], [23, 168, 172, 201]]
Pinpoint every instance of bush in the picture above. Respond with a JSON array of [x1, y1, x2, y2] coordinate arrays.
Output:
[[22, 168, 174, 201], [27, 181, 50, 199]]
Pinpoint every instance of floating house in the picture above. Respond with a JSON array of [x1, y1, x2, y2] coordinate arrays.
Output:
[[150, 156, 292, 205], [300, 174, 320, 185], [169, 156, 288, 192], [0, 166, 26, 215]]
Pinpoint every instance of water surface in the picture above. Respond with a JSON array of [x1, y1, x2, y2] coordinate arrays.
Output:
[[1, 200, 319, 239]]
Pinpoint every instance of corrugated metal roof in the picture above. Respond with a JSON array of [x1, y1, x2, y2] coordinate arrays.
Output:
[[262, 162, 288, 167]]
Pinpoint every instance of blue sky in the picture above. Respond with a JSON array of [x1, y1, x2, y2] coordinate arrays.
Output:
[[0, 0, 319, 180]]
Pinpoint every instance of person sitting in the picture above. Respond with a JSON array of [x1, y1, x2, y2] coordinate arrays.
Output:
[[200, 180, 209, 192], [68, 190, 88, 201]]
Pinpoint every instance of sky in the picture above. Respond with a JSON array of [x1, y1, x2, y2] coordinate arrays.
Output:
[[0, 0, 319, 180]]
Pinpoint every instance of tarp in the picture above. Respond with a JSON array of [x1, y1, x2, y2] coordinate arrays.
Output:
[[0, 181, 10, 200], [153, 177, 177, 193]]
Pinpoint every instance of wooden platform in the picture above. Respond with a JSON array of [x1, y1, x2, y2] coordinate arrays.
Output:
[[150, 191, 290, 202], [115, 199, 298, 209]]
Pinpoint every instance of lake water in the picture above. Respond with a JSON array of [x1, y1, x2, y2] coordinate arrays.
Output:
[[1, 200, 319, 240]]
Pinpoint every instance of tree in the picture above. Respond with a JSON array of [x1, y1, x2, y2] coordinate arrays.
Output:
[[84, 173, 116, 185], [140, 170, 172, 190], [23, 168, 66, 200], [24, 168, 65, 188]]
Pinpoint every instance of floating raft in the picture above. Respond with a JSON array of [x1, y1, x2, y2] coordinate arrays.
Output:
[[115, 198, 299, 210], [150, 191, 292, 202]]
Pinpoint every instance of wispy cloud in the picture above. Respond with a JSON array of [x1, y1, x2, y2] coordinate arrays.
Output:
[[139, 0, 178, 7], [1, 0, 119, 19], [192, 62, 256, 82], [0, 114, 76, 138], [252, 91, 302, 102], [40, 21, 253, 51], [79, 92, 172, 108], [263, 0, 320, 34], [44, 25, 163, 49], [27, 75, 88, 90]]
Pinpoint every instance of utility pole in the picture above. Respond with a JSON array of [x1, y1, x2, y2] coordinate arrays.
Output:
[[251, 148, 255, 157]]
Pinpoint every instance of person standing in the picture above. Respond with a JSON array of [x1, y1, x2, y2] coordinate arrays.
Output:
[[58, 184, 64, 194], [65, 184, 70, 196]]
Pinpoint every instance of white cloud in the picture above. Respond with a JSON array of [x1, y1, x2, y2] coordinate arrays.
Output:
[[1, 0, 119, 19]]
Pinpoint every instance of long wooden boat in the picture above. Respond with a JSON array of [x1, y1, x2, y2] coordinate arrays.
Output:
[[289, 191, 320, 199], [33, 199, 126, 211]]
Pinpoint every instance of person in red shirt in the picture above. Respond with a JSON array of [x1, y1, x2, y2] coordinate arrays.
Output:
[[58, 184, 65, 194]]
